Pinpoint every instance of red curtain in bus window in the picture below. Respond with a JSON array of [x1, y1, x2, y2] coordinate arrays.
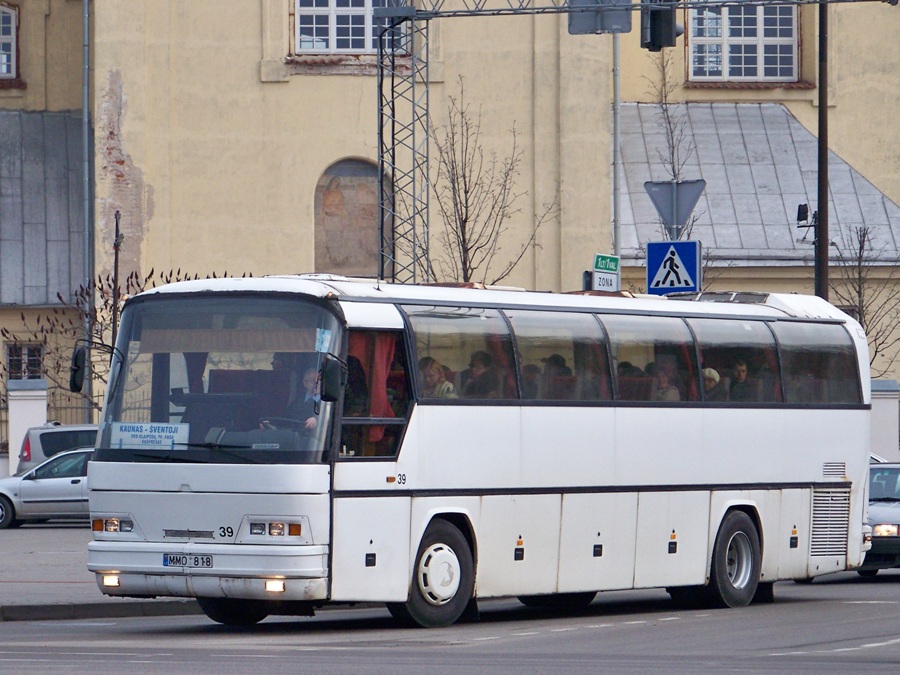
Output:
[[368, 332, 397, 441], [764, 349, 783, 402], [676, 344, 698, 401], [348, 331, 396, 442]]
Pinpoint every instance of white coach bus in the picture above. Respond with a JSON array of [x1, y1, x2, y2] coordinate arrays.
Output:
[[80, 275, 872, 627]]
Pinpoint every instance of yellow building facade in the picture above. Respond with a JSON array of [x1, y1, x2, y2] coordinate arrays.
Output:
[[91, 0, 611, 292]]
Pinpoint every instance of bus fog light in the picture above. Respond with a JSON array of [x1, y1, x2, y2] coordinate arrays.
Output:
[[873, 524, 899, 537], [265, 580, 286, 593], [250, 522, 266, 535], [102, 575, 120, 587], [119, 520, 134, 532], [269, 522, 285, 536]]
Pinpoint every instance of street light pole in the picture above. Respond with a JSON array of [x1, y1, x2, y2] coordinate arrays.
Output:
[[815, 2, 829, 300]]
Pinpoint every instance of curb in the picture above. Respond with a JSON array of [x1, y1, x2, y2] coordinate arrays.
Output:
[[0, 599, 202, 622]]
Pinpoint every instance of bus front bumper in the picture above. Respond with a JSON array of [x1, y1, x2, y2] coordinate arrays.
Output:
[[87, 540, 329, 602]]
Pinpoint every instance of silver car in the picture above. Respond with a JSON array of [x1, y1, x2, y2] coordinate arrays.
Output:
[[16, 422, 98, 475], [0, 449, 93, 529], [859, 463, 900, 576]]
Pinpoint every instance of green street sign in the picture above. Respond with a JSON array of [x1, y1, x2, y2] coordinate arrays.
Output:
[[593, 254, 620, 273]]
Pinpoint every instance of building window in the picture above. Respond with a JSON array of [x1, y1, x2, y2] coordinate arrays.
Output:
[[294, 0, 408, 55], [7, 344, 43, 380], [689, 2, 797, 82], [0, 4, 16, 79]]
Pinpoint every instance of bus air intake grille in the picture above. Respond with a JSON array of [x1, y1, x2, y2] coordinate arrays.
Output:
[[822, 462, 846, 477], [164, 529, 215, 539], [810, 490, 850, 556]]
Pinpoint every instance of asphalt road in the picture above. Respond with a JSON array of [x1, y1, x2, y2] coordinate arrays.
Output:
[[1, 575, 900, 674]]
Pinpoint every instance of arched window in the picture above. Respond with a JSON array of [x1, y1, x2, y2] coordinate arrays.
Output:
[[0, 4, 17, 80], [314, 159, 391, 277]]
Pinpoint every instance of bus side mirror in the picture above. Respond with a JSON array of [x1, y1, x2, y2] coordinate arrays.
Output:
[[320, 355, 344, 403], [69, 346, 87, 393]]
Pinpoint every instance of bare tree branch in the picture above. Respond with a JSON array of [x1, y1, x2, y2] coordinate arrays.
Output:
[[429, 76, 557, 285], [830, 224, 900, 377]]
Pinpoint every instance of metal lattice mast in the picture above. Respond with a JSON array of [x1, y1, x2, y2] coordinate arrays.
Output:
[[378, 9, 430, 283]]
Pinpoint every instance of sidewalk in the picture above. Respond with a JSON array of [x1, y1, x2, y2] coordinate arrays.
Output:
[[0, 523, 200, 622]]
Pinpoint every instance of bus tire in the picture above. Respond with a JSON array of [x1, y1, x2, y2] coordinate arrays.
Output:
[[196, 597, 269, 626], [387, 519, 474, 628], [857, 569, 879, 578], [707, 510, 761, 608], [517, 592, 596, 610], [0, 496, 17, 529]]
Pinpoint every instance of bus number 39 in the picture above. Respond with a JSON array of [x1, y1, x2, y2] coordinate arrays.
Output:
[[219, 527, 234, 538]]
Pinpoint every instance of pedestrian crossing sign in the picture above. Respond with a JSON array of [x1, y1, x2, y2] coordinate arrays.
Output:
[[646, 241, 702, 296]]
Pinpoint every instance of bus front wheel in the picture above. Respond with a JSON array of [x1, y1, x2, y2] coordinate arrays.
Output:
[[707, 510, 761, 608], [387, 519, 474, 628], [196, 597, 269, 626]]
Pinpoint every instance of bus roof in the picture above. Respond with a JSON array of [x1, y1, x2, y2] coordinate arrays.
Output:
[[136, 274, 853, 323]]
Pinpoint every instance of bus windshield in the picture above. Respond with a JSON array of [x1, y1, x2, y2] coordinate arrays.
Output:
[[95, 294, 342, 465]]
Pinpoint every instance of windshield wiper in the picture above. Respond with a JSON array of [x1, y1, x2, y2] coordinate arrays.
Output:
[[870, 497, 900, 502]]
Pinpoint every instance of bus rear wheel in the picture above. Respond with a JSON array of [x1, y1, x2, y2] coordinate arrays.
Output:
[[387, 519, 474, 628], [707, 510, 761, 608], [196, 597, 269, 626]]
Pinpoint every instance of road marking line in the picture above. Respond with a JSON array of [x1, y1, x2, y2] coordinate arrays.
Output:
[[769, 636, 900, 656]]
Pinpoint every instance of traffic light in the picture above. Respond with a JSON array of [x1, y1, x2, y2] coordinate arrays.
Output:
[[640, 1, 683, 51]]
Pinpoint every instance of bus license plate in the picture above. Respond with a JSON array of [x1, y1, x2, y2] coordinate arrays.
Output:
[[163, 553, 213, 568]]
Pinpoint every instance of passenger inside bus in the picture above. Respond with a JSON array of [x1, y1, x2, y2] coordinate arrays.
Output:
[[703, 368, 728, 401], [653, 368, 681, 402], [284, 368, 320, 429], [461, 351, 500, 398], [418, 356, 458, 399], [729, 359, 759, 402]]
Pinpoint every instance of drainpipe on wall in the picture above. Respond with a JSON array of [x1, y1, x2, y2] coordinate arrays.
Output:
[[82, 0, 95, 422]]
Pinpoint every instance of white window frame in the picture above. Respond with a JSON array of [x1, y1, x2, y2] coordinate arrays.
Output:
[[294, 0, 408, 55], [689, 1, 798, 83], [0, 4, 17, 80], [6, 343, 43, 380]]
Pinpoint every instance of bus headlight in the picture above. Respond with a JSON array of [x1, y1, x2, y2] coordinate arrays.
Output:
[[93, 518, 134, 533], [873, 524, 899, 537], [248, 521, 302, 536]]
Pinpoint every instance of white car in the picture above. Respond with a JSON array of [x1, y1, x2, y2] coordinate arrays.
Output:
[[0, 449, 93, 529]]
